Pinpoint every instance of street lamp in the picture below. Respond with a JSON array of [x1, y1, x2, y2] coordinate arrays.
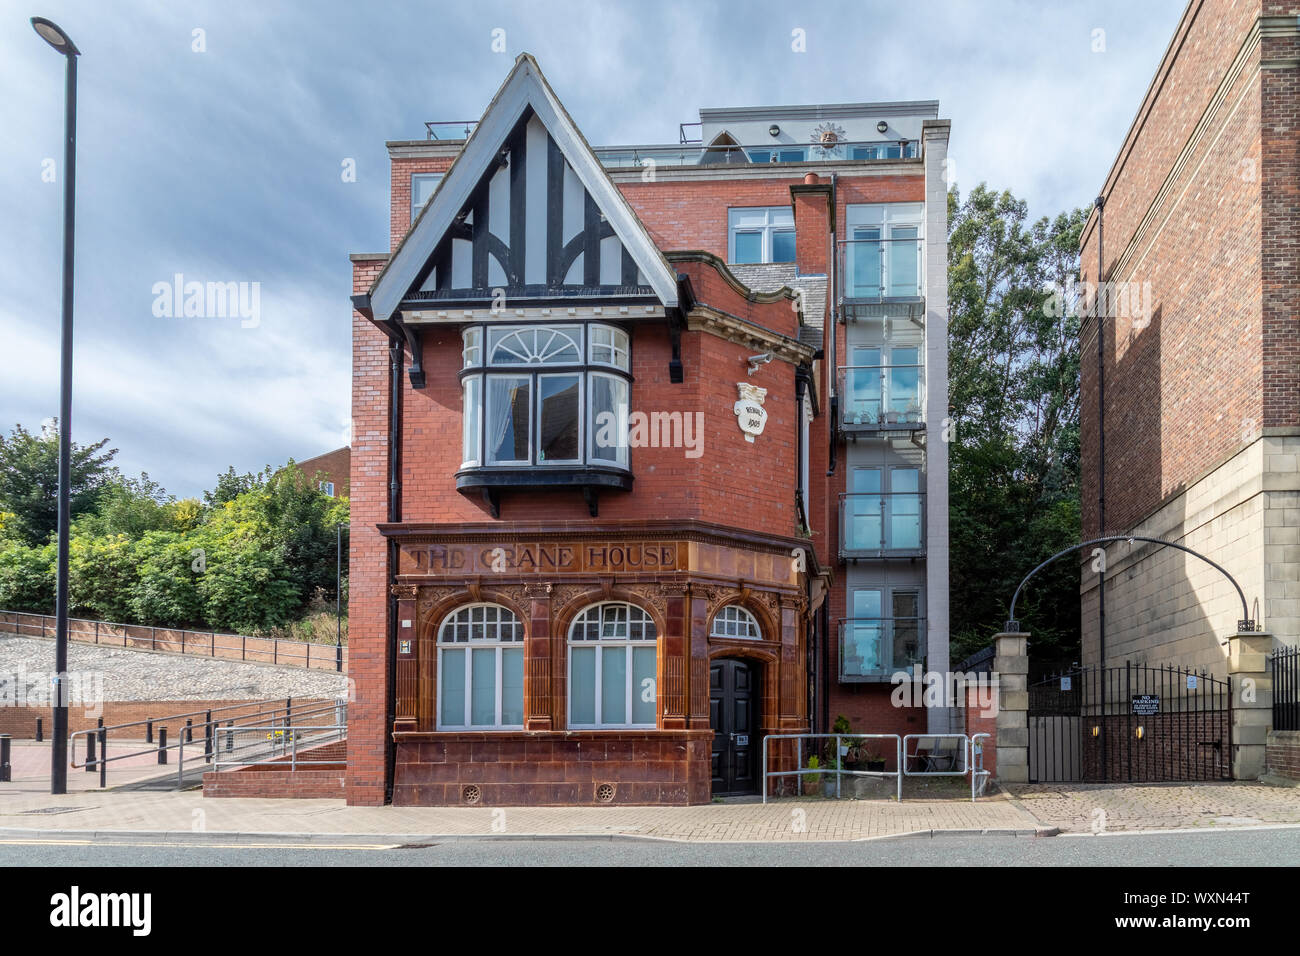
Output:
[[31, 16, 80, 795]]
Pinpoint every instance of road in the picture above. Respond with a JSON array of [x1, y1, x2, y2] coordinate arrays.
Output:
[[2, 826, 1297, 866]]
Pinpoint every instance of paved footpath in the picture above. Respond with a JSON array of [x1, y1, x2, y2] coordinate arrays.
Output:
[[1005, 782, 1300, 833], [0, 789, 1044, 843], [0, 781, 1296, 844]]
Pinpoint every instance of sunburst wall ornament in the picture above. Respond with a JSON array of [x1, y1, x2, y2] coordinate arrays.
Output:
[[811, 122, 847, 150]]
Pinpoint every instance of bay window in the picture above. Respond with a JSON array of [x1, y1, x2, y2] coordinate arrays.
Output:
[[459, 323, 631, 470]]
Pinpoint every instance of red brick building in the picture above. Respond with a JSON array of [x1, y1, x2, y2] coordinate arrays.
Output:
[[1079, 0, 1300, 674], [348, 54, 950, 805]]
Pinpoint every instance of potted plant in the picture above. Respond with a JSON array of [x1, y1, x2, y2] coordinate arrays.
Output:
[[802, 754, 823, 796], [863, 746, 887, 773]]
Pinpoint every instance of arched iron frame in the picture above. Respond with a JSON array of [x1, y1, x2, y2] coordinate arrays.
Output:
[[1005, 535, 1255, 636]]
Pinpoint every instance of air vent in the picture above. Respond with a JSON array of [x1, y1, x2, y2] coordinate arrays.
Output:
[[462, 784, 482, 805], [595, 783, 616, 803]]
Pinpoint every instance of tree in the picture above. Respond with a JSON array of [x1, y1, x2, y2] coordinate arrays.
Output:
[[0, 539, 55, 613], [203, 465, 272, 508], [947, 185, 1088, 663], [0, 422, 117, 546], [130, 530, 204, 628]]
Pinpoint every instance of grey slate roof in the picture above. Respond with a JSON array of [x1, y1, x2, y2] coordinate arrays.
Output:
[[726, 263, 827, 352]]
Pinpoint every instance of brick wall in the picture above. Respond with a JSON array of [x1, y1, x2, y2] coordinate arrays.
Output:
[[1265, 729, 1300, 780], [390, 156, 457, 249], [347, 255, 394, 806], [392, 730, 712, 805], [1079, 0, 1300, 536]]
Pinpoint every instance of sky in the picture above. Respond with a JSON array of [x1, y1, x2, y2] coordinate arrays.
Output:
[[1, 0, 1187, 499]]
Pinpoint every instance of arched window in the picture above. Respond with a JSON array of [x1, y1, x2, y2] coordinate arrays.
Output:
[[568, 602, 657, 728], [711, 604, 762, 639], [437, 604, 524, 729]]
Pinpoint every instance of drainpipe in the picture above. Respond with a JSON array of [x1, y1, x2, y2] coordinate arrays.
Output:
[[827, 172, 838, 476], [384, 336, 403, 803], [1094, 194, 1107, 783], [794, 369, 810, 533]]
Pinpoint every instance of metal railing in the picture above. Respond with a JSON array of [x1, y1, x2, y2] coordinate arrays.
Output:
[[839, 618, 925, 681], [762, 733, 903, 803], [762, 732, 992, 804], [0, 609, 347, 672], [592, 139, 919, 169], [69, 697, 346, 789], [211, 724, 346, 772], [837, 364, 925, 429], [838, 492, 926, 558], [838, 237, 924, 300], [1272, 645, 1299, 731]]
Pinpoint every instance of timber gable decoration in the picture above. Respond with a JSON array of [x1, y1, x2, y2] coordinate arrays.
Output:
[[367, 53, 680, 322]]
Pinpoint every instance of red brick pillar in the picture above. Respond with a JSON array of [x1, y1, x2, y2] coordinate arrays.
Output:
[[687, 592, 711, 729], [660, 583, 689, 729], [525, 583, 553, 730], [393, 586, 418, 733]]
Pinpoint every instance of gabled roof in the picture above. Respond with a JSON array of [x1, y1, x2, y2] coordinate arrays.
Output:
[[369, 53, 679, 321]]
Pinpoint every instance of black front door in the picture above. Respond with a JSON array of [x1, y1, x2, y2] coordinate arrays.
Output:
[[710, 658, 758, 796]]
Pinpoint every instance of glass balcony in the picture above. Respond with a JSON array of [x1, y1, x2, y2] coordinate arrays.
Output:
[[837, 364, 924, 434], [839, 617, 925, 682], [839, 492, 926, 559], [591, 140, 919, 169], [842, 234, 925, 303]]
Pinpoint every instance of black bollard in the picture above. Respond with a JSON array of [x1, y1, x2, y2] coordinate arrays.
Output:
[[157, 726, 168, 765]]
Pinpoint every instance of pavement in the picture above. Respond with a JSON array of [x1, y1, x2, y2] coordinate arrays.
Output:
[[0, 773, 1297, 844]]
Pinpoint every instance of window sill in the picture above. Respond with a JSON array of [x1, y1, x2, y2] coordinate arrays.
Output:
[[456, 466, 633, 518]]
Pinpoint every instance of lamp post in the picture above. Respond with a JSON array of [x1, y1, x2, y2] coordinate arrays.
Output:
[[31, 16, 80, 796], [336, 524, 350, 673]]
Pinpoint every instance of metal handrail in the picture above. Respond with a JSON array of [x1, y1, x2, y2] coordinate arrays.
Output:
[[425, 120, 476, 140], [761, 733, 902, 804], [211, 724, 347, 772], [69, 698, 346, 789]]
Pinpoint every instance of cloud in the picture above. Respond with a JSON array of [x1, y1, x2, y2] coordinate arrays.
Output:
[[0, 0, 1186, 496]]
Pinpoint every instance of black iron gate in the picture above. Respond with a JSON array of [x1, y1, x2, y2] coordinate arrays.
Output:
[[1028, 662, 1232, 783]]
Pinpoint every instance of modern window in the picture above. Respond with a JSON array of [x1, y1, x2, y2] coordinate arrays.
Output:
[[843, 344, 923, 426], [711, 605, 762, 639], [843, 466, 923, 552], [844, 203, 923, 298], [568, 602, 657, 728], [412, 173, 444, 223], [437, 603, 524, 729], [459, 324, 631, 470], [318, 481, 335, 497], [729, 207, 796, 264]]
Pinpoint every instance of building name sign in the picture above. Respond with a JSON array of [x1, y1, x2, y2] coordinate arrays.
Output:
[[403, 541, 683, 575]]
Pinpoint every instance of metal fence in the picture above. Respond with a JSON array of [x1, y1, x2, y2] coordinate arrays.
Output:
[[1273, 645, 1300, 732], [0, 609, 347, 672], [760, 732, 993, 804]]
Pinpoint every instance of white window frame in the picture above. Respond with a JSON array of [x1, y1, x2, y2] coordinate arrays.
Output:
[[460, 324, 632, 470], [710, 604, 762, 639], [567, 602, 658, 729], [728, 206, 796, 264], [436, 603, 524, 730], [411, 173, 444, 223], [318, 481, 335, 497]]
